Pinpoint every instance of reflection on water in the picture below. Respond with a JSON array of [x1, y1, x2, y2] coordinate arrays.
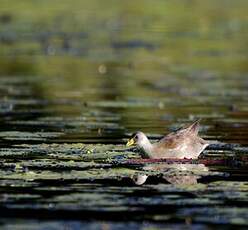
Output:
[[132, 164, 208, 185], [0, 0, 248, 228]]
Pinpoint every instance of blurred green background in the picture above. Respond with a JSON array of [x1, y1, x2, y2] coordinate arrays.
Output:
[[0, 0, 247, 135], [1, 0, 247, 74]]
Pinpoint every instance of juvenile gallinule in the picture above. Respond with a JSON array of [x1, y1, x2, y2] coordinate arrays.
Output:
[[126, 120, 209, 159]]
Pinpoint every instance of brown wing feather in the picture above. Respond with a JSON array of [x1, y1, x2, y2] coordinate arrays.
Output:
[[174, 119, 201, 135], [156, 133, 189, 149], [156, 120, 201, 149], [186, 119, 201, 134]]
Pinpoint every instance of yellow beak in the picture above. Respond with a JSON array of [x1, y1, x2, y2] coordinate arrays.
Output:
[[126, 138, 135, 147]]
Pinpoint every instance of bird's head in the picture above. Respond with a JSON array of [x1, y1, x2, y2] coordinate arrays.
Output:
[[126, 131, 148, 148]]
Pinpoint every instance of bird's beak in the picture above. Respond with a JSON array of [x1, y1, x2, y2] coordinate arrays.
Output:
[[126, 138, 135, 147]]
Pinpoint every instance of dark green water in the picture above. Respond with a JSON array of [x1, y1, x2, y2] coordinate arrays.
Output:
[[0, 0, 248, 229]]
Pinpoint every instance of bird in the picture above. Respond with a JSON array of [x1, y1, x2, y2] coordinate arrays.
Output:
[[126, 120, 209, 159]]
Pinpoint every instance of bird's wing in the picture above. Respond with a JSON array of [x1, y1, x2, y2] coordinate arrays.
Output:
[[184, 119, 201, 134], [173, 119, 201, 136], [155, 132, 189, 149], [156, 120, 201, 150]]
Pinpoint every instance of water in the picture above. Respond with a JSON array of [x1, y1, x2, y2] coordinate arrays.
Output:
[[0, 0, 248, 229]]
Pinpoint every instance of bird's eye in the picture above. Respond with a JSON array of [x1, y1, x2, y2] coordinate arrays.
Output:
[[134, 135, 138, 140]]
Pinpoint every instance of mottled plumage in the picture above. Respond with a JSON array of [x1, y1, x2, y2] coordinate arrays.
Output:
[[126, 120, 209, 159]]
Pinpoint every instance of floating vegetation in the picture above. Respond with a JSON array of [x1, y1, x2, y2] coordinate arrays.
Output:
[[0, 131, 63, 141]]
